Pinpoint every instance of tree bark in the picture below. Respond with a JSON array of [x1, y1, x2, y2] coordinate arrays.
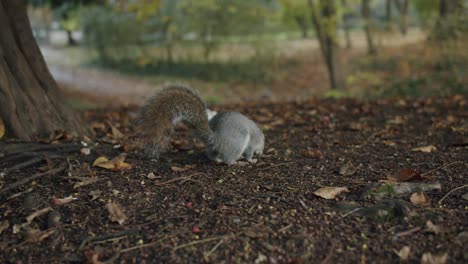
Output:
[[308, 0, 346, 90], [0, 1, 87, 140], [362, 0, 376, 55]]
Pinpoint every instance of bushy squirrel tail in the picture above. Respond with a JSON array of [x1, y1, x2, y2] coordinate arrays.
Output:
[[137, 84, 212, 158]]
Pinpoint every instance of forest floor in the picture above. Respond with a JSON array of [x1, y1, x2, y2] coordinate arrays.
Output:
[[1, 95, 467, 263]]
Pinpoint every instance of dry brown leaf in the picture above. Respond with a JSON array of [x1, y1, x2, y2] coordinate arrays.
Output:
[[387, 169, 423, 182], [171, 164, 196, 172], [426, 220, 441, 235], [411, 145, 437, 153], [89, 190, 102, 201], [394, 246, 411, 261], [81, 148, 91, 155], [105, 202, 127, 225], [74, 177, 100, 189], [111, 125, 124, 139], [26, 207, 53, 224], [0, 118, 5, 139], [93, 154, 133, 171], [421, 252, 448, 264], [313, 187, 349, 199], [410, 192, 430, 207], [52, 196, 78, 205], [382, 140, 396, 147]]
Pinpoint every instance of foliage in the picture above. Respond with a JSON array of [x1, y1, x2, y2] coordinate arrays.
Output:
[[80, 6, 146, 63]]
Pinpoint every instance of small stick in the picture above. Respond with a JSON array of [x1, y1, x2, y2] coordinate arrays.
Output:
[[247, 162, 292, 177], [422, 161, 465, 176], [394, 227, 421, 238], [78, 229, 138, 251], [173, 235, 229, 250], [0, 165, 66, 194], [120, 235, 174, 253], [155, 173, 205, 186], [438, 184, 468, 205], [203, 238, 225, 258]]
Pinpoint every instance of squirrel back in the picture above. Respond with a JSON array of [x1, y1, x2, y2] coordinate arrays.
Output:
[[138, 84, 211, 158]]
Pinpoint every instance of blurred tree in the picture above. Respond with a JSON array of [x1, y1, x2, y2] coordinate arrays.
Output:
[[362, 0, 376, 55], [341, 0, 353, 48], [308, 0, 346, 89], [393, 0, 409, 35], [385, 0, 392, 30], [280, 0, 311, 38], [435, 0, 466, 39], [0, 1, 86, 139], [178, 0, 272, 61]]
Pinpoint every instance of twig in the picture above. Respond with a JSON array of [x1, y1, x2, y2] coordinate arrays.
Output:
[[173, 235, 230, 250], [120, 235, 175, 253], [320, 242, 336, 264], [341, 208, 363, 218], [422, 161, 465, 176], [438, 184, 468, 205], [0, 165, 66, 194], [2, 157, 45, 174], [155, 173, 205, 186], [1, 143, 81, 156], [78, 229, 139, 251], [394, 227, 421, 238], [203, 238, 225, 258]]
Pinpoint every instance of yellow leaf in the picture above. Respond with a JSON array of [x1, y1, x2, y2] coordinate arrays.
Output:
[[411, 145, 437, 153], [313, 187, 349, 199], [93, 155, 133, 171]]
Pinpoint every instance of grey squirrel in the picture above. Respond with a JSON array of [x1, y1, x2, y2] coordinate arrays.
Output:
[[138, 84, 264, 165]]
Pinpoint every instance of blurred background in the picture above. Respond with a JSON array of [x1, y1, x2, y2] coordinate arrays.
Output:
[[27, 0, 467, 106]]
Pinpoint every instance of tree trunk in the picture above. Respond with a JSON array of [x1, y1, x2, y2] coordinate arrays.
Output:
[[341, 0, 353, 49], [385, 0, 393, 31], [394, 0, 409, 35], [362, 0, 376, 55], [435, 0, 465, 39], [0, 1, 87, 140], [294, 15, 309, 38], [308, 0, 346, 90], [66, 30, 77, 46]]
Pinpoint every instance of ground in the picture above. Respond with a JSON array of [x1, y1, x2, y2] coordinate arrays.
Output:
[[0, 95, 467, 263]]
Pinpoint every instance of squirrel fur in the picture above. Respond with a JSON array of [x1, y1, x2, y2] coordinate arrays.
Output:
[[138, 84, 264, 164]]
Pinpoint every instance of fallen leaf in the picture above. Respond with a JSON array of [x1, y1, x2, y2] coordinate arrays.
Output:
[[146, 172, 159, 179], [0, 220, 9, 235], [339, 163, 358, 176], [53, 196, 78, 205], [394, 246, 411, 261], [302, 149, 323, 158], [93, 154, 133, 171], [411, 145, 437, 153], [23, 227, 55, 242], [111, 125, 124, 139], [410, 192, 430, 207], [314, 187, 349, 199], [26, 207, 53, 224], [89, 190, 102, 201], [74, 177, 100, 189], [171, 164, 196, 172], [0, 118, 5, 139], [387, 169, 423, 182], [81, 148, 91, 155], [392, 182, 441, 196], [382, 140, 396, 147], [105, 202, 127, 225], [426, 220, 441, 235], [421, 252, 448, 264]]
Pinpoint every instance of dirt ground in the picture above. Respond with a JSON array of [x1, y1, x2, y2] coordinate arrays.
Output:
[[0, 96, 467, 263]]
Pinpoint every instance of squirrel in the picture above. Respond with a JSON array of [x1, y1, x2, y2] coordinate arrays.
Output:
[[138, 84, 264, 165]]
